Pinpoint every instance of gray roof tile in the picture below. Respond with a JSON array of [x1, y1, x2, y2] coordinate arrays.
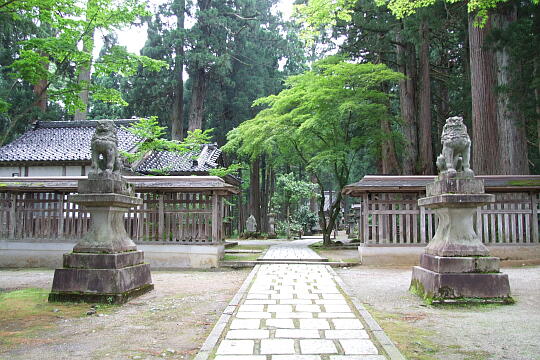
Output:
[[0, 120, 139, 163], [135, 144, 222, 174], [0, 120, 223, 175]]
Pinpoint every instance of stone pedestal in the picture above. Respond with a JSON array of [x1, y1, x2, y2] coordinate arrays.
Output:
[[49, 177, 153, 304], [49, 251, 153, 303], [410, 176, 512, 303]]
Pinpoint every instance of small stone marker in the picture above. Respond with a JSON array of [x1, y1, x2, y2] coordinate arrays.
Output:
[[411, 116, 511, 303], [49, 120, 153, 304], [246, 214, 257, 232]]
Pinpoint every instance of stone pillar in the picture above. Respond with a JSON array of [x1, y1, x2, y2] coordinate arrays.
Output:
[[410, 117, 511, 303], [49, 120, 153, 304]]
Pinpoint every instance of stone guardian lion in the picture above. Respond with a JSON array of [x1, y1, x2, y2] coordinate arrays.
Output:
[[90, 120, 123, 176], [436, 116, 474, 178]]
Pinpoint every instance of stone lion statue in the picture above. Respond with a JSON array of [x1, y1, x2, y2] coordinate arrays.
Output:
[[436, 116, 474, 178], [89, 120, 123, 176]]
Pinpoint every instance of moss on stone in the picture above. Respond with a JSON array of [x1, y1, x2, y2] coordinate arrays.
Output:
[[507, 179, 540, 187]]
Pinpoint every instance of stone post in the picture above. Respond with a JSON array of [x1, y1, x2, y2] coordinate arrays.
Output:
[[49, 120, 153, 304], [410, 117, 511, 303]]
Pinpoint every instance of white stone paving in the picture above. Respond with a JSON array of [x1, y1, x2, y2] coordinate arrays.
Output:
[[202, 240, 395, 359], [211, 259, 389, 359]]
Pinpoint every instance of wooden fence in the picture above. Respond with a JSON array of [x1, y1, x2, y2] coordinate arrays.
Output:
[[0, 176, 237, 244], [344, 175, 540, 246], [355, 191, 539, 245]]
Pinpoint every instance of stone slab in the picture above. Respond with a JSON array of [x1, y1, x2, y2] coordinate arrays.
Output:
[[78, 178, 134, 196], [411, 265, 511, 300], [275, 329, 320, 338], [418, 193, 494, 208], [230, 319, 261, 330], [426, 177, 485, 196], [63, 251, 144, 269], [260, 339, 295, 354], [419, 253, 500, 273], [69, 193, 142, 207], [339, 340, 379, 355], [226, 330, 269, 339], [300, 339, 338, 354], [48, 283, 153, 304], [325, 330, 369, 339], [216, 340, 254, 355], [50, 263, 152, 294]]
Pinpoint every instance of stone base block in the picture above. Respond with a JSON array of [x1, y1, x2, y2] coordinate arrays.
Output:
[[420, 253, 500, 273], [48, 283, 154, 304], [63, 251, 144, 269], [49, 262, 153, 304], [410, 266, 511, 302], [426, 177, 485, 197], [78, 178, 134, 196]]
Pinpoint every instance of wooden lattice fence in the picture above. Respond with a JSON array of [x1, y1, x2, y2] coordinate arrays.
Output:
[[345, 176, 540, 246], [0, 176, 237, 244]]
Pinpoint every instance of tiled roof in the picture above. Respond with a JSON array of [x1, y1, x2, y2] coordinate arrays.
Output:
[[135, 144, 222, 174], [343, 175, 540, 195], [0, 120, 224, 175], [0, 120, 139, 163]]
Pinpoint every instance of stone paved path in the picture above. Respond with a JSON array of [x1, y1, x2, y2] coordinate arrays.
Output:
[[195, 241, 403, 360], [259, 239, 325, 261]]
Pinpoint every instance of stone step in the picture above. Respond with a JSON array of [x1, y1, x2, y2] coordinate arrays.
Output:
[[225, 249, 263, 254], [220, 260, 359, 268], [257, 257, 329, 262]]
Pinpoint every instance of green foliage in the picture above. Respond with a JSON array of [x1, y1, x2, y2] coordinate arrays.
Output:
[[379, 0, 539, 24], [225, 56, 402, 241], [208, 163, 244, 178], [294, 0, 355, 44], [121, 117, 213, 163], [297, 0, 539, 31], [272, 172, 319, 210], [292, 205, 319, 233], [0, 0, 167, 145]]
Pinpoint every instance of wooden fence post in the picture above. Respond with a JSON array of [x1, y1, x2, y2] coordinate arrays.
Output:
[[212, 191, 223, 243], [9, 193, 16, 239], [58, 193, 64, 238], [363, 193, 369, 244], [158, 194, 164, 241], [420, 205, 426, 244], [476, 206, 483, 243], [532, 191, 539, 244]]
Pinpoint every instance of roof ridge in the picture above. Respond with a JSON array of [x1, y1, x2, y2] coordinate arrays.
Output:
[[35, 119, 139, 129]]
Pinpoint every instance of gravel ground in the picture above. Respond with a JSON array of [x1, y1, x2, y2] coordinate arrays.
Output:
[[0, 268, 249, 360], [337, 265, 540, 360], [2, 264, 539, 360]]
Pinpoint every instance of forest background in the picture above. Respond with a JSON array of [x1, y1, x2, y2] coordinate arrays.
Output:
[[1, 0, 539, 243]]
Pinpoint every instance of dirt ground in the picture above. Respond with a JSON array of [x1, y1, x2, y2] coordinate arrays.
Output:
[[0, 268, 249, 360], [337, 265, 540, 360]]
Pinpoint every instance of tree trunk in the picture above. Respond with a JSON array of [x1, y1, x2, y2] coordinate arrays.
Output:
[[170, 0, 185, 140], [309, 174, 319, 213], [260, 156, 269, 233], [493, 4, 529, 174], [248, 157, 261, 232], [321, 191, 342, 246], [534, 57, 540, 153], [237, 168, 245, 234], [380, 117, 400, 174], [469, 12, 500, 175], [34, 62, 49, 112], [418, 19, 434, 175], [74, 44, 92, 121], [187, 68, 207, 131], [74, 0, 96, 121], [396, 30, 418, 174]]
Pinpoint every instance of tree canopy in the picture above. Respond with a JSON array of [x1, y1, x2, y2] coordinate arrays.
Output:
[[225, 56, 403, 244]]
